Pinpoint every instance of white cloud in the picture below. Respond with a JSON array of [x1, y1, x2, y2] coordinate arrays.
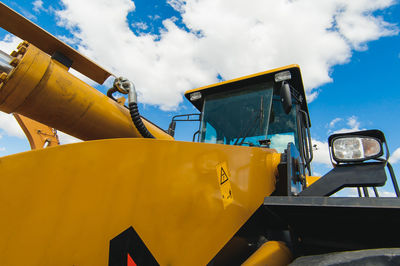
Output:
[[333, 115, 363, 134], [389, 147, 400, 164], [380, 190, 396, 197], [329, 117, 342, 128], [305, 92, 316, 103], [167, 0, 185, 13], [270, 134, 295, 153], [57, 131, 82, 144], [57, 34, 81, 46], [0, 113, 25, 138], [132, 22, 148, 31], [48, 0, 397, 110], [335, 0, 398, 50], [311, 138, 332, 166], [149, 15, 161, 21], [68, 67, 98, 86], [347, 116, 360, 128], [332, 187, 359, 197], [0, 34, 22, 54], [0, 112, 80, 145], [0, 147, 6, 152], [33, 0, 44, 13]]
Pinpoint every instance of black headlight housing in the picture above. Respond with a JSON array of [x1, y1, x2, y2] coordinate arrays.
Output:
[[328, 130, 385, 165]]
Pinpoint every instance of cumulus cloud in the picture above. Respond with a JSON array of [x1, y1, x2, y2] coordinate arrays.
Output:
[[389, 147, 400, 164], [0, 34, 22, 54], [380, 190, 396, 197], [0, 112, 80, 145], [57, 131, 81, 144], [47, 0, 398, 110], [311, 138, 332, 166], [0, 113, 25, 138], [329, 117, 342, 128], [132, 22, 148, 31], [333, 115, 363, 134], [270, 133, 295, 153], [33, 0, 44, 13]]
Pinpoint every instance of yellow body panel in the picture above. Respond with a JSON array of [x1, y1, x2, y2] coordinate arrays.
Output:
[[0, 43, 173, 141], [0, 139, 280, 265], [242, 241, 292, 266], [306, 175, 321, 187]]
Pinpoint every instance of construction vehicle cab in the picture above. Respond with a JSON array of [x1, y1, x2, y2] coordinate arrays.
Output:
[[180, 65, 312, 167]]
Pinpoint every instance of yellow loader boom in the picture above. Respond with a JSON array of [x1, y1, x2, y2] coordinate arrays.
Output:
[[0, 42, 172, 141]]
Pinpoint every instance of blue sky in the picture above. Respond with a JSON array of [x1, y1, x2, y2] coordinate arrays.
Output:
[[0, 0, 400, 196]]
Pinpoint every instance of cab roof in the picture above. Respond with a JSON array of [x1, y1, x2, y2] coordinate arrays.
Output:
[[184, 64, 310, 125]]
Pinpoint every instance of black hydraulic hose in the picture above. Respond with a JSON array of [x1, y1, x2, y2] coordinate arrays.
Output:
[[128, 102, 155, 139], [110, 77, 155, 139]]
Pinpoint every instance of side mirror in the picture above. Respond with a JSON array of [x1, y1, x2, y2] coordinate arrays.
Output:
[[167, 121, 176, 137], [280, 81, 292, 114]]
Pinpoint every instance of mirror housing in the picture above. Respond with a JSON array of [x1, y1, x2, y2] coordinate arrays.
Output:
[[280, 81, 292, 114]]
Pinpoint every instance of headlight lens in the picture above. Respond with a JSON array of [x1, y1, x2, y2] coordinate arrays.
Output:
[[274, 71, 292, 82], [190, 92, 202, 101], [332, 137, 382, 162]]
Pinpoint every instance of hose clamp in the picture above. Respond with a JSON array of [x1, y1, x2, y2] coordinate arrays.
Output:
[[113, 77, 137, 104]]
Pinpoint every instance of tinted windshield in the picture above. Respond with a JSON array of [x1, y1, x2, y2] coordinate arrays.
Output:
[[199, 83, 300, 151], [200, 82, 273, 146], [267, 97, 299, 152]]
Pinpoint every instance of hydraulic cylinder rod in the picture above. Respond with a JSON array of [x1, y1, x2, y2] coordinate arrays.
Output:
[[0, 42, 173, 141]]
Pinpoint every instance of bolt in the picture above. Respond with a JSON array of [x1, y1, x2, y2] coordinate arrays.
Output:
[[17, 41, 29, 50], [10, 58, 20, 67], [17, 46, 27, 55], [0, 72, 8, 83]]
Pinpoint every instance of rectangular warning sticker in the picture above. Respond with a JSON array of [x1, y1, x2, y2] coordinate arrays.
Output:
[[216, 162, 233, 209]]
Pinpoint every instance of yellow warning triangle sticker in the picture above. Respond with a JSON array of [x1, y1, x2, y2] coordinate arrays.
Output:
[[216, 162, 233, 209], [220, 167, 229, 185]]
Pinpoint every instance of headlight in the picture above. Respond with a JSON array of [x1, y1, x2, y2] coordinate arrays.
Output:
[[332, 137, 382, 162], [190, 92, 202, 101], [274, 71, 291, 82], [328, 130, 387, 165]]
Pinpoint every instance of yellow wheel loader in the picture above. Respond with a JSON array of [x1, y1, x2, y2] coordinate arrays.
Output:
[[0, 3, 399, 266]]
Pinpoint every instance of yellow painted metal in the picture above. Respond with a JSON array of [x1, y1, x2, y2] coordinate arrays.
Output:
[[0, 139, 280, 265], [0, 2, 112, 84], [13, 113, 60, 149], [185, 64, 300, 95], [0, 43, 173, 141], [241, 241, 292, 266], [306, 175, 321, 187]]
